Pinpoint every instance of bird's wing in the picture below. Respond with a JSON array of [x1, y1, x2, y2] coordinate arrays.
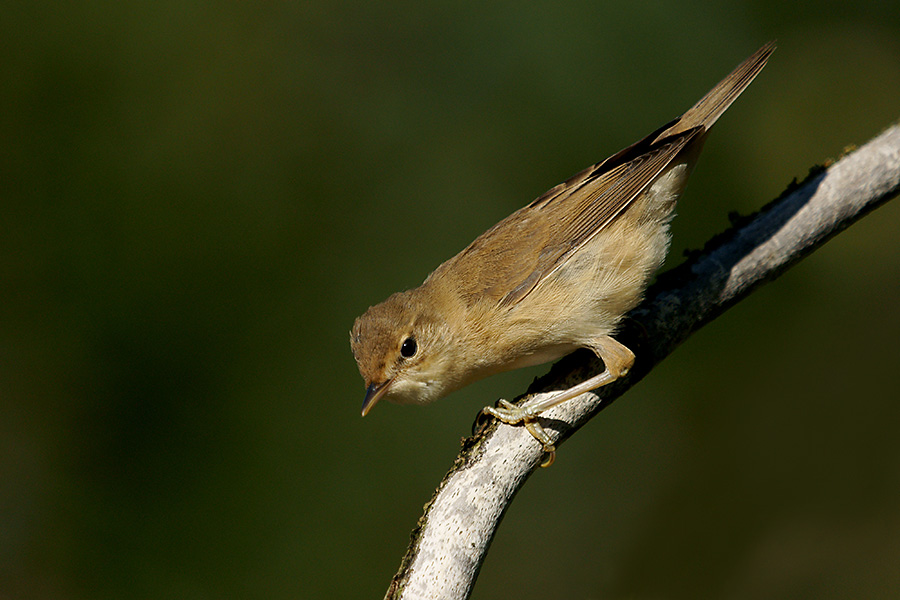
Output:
[[429, 42, 775, 308], [434, 124, 699, 307]]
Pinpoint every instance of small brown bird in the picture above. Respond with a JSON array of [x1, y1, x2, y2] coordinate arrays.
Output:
[[351, 43, 775, 462]]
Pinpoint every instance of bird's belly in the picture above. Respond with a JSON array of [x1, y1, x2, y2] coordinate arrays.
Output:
[[498, 342, 581, 371]]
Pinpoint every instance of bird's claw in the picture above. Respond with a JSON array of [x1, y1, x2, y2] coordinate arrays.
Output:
[[481, 401, 557, 467]]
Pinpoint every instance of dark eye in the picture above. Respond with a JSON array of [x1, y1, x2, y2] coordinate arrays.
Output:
[[400, 337, 417, 358]]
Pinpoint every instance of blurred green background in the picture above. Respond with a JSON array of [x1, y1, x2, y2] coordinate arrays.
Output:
[[2, 2, 900, 599]]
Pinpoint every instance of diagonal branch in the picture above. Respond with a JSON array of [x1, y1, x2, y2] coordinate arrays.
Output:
[[384, 123, 900, 600]]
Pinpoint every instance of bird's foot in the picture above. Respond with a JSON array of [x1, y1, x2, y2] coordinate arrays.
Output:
[[481, 400, 556, 467]]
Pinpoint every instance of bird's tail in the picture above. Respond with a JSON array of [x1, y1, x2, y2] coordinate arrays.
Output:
[[654, 41, 776, 142]]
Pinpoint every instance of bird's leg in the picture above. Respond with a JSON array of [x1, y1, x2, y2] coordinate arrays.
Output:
[[481, 335, 635, 465]]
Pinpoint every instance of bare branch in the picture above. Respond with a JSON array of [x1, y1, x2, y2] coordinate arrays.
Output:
[[384, 123, 900, 600]]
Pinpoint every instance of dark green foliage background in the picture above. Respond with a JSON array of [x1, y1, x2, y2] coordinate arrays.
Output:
[[2, 2, 900, 598]]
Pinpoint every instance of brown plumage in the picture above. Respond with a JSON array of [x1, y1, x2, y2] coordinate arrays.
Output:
[[351, 43, 775, 462]]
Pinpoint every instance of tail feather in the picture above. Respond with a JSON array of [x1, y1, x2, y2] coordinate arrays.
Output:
[[654, 41, 776, 142]]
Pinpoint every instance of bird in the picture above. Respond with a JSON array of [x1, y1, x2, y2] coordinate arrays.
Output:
[[350, 42, 775, 464]]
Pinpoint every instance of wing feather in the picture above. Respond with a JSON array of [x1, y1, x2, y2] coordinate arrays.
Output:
[[429, 42, 776, 309]]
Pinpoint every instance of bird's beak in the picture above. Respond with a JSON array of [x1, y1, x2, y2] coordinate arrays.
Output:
[[361, 379, 392, 416]]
